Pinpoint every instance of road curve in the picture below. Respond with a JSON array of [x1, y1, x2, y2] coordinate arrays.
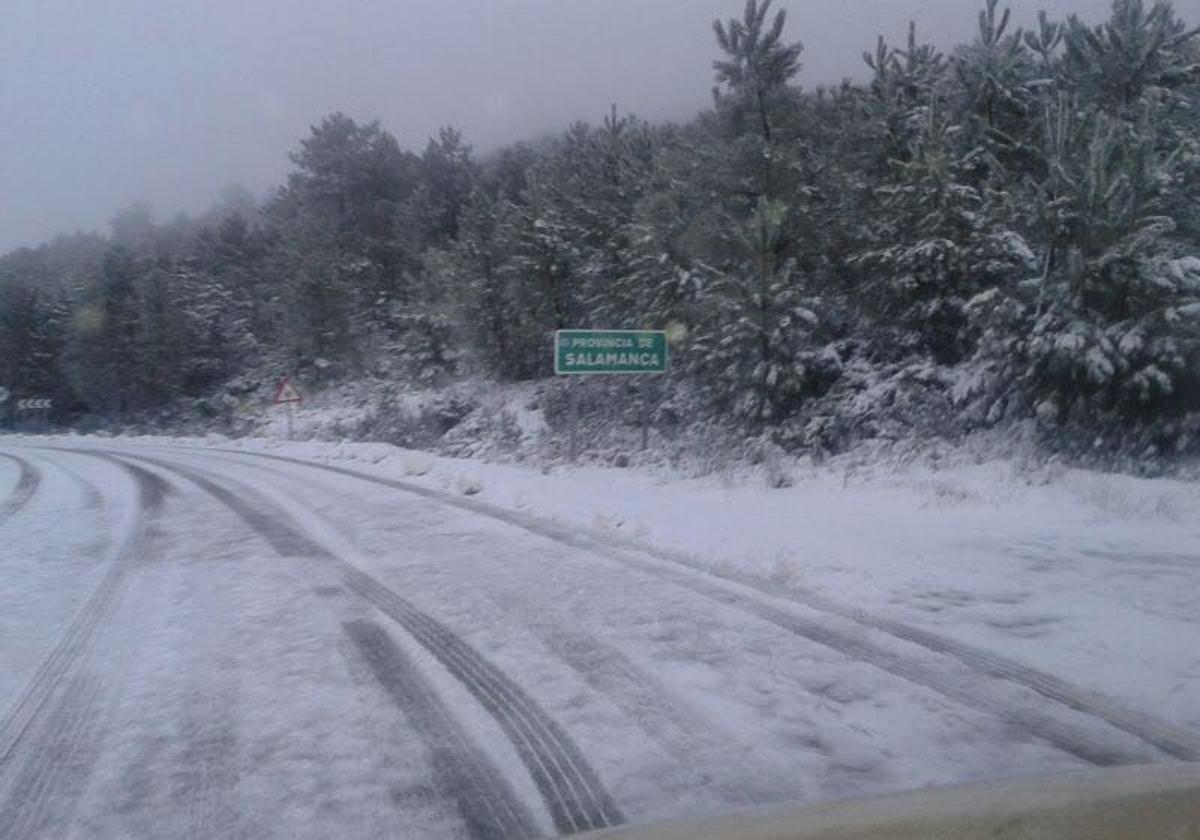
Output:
[[112, 449, 624, 836], [0, 453, 40, 524], [204, 445, 1200, 764], [0, 440, 1194, 839], [0, 456, 167, 839]]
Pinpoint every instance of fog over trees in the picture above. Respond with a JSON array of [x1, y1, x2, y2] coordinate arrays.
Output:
[[2, 0, 1198, 459]]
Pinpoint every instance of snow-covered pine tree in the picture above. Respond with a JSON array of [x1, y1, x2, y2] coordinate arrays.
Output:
[[431, 189, 513, 378], [1064, 0, 1200, 115], [408, 127, 476, 247], [0, 276, 67, 402], [268, 113, 423, 371], [65, 247, 143, 414], [687, 0, 837, 423], [953, 0, 1037, 153], [493, 165, 582, 378], [964, 81, 1200, 450], [851, 99, 1036, 365], [862, 22, 948, 174], [692, 198, 838, 422]]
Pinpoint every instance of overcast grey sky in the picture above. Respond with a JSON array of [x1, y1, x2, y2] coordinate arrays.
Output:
[[1, 0, 1169, 254]]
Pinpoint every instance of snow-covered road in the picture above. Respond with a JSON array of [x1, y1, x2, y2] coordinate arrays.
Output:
[[0, 441, 1194, 838]]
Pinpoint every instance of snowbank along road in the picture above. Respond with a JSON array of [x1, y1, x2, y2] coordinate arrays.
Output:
[[0, 441, 1196, 839]]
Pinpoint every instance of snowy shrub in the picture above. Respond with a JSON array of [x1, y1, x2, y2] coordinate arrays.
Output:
[[962, 281, 1200, 456], [494, 409, 524, 452], [384, 303, 457, 387], [357, 390, 478, 451], [454, 474, 484, 496], [761, 442, 795, 489], [402, 455, 433, 476], [768, 555, 804, 588]]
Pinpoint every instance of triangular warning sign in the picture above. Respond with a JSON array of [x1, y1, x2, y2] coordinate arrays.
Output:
[[274, 377, 302, 404]]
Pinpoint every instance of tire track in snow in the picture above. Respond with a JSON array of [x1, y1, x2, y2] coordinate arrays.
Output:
[[178, 446, 768, 805], [0, 453, 170, 838], [787, 590, 1200, 763], [33, 450, 105, 512], [526, 626, 774, 809], [215, 448, 1199, 766], [115, 451, 624, 837], [343, 619, 539, 840], [0, 452, 41, 524], [0, 674, 107, 840], [167, 658, 247, 840], [174, 447, 775, 814]]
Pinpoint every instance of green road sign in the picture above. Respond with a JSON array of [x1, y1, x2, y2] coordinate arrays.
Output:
[[555, 329, 668, 375]]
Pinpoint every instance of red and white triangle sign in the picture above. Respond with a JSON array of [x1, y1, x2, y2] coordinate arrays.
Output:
[[274, 377, 302, 405]]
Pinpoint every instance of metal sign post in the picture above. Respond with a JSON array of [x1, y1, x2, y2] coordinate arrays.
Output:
[[641, 378, 651, 451], [569, 378, 580, 461], [273, 377, 303, 440], [554, 329, 669, 461]]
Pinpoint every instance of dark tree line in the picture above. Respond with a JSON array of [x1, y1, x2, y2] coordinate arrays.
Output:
[[2, 0, 1198, 453]]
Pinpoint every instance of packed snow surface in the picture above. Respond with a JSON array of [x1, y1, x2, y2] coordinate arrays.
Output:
[[21, 431, 1197, 730], [1, 432, 1196, 838], [228, 434, 1200, 731]]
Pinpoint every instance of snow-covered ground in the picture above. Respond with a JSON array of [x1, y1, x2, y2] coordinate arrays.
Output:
[[24, 430, 1200, 733], [2, 432, 1197, 837]]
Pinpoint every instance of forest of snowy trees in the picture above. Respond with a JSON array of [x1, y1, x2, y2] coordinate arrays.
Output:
[[2, 0, 1199, 460]]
